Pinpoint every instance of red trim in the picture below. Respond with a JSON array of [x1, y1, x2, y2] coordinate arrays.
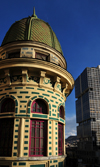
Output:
[[31, 99, 46, 114], [29, 119, 46, 156], [58, 123, 63, 155]]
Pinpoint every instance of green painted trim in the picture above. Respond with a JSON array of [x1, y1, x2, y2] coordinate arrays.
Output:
[[15, 130, 18, 132], [53, 160, 58, 163], [49, 117, 58, 121], [26, 87, 34, 89], [15, 100, 18, 106], [49, 152, 52, 155], [25, 119, 29, 122], [50, 100, 54, 102], [55, 142, 57, 145], [55, 122, 57, 125], [14, 147, 17, 149], [49, 147, 51, 150], [25, 135, 28, 138], [0, 93, 6, 96], [19, 162, 26, 165], [49, 104, 51, 109], [49, 126, 51, 129], [15, 124, 19, 127], [60, 118, 65, 123], [32, 114, 48, 118], [55, 132, 57, 135], [16, 119, 19, 121], [25, 96, 30, 98], [15, 114, 30, 117], [28, 108, 30, 113], [13, 162, 17, 165], [31, 92, 39, 94], [14, 141, 18, 144], [15, 135, 18, 138], [55, 137, 57, 139], [39, 95, 43, 98], [13, 153, 17, 156], [20, 110, 26, 113], [20, 91, 28, 94], [37, 88, 45, 91], [55, 101, 58, 104], [49, 111, 51, 116], [25, 130, 28, 132], [31, 96, 37, 100], [49, 136, 51, 139], [9, 92, 17, 94], [42, 94, 49, 97], [49, 142, 51, 144], [52, 96, 57, 99], [52, 105, 56, 108], [49, 131, 51, 134], [25, 125, 29, 127], [52, 114, 56, 116], [24, 141, 28, 144], [5, 88, 12, 90], [24, 153, 28, 155], [17, 96, 22, 98], [50, 160, 52, 163], [11, 95, 16, 99], [49, 121, 51, 124], [47, 90, 53, 94], [15, 87, 23, 89], [0, 113, 13, 117], [59, 99, 62, 102], [24, 147, 28, 150], [55, 147, 57, 150], [55, 93, 60, 97], [20, 101, 27, 103], [44, 97, 49, 102]]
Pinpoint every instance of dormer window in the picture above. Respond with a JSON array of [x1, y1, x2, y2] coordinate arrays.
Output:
[[35, 52, 48, 61]]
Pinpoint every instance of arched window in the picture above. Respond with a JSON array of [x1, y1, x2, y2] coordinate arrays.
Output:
[[59, 106, 64, 119], [31, 99, 47, 114], [1, 98, 15, 113]]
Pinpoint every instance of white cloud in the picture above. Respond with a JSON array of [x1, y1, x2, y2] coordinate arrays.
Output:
[[65, 115, 77, 138]]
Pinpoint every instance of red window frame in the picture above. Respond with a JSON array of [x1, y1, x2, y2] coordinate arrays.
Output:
[[29, 119, 46, 156], [1, 98, 15, 113], [58, 123, 63, 155], [31, 99, 47, 114]]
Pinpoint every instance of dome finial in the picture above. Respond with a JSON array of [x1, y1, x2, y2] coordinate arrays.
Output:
[[32, 7, 38, 18]]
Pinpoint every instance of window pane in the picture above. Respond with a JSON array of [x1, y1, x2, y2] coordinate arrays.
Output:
[[31, 128, 35, 137], [36, 128, 40, 137], [31, 138, 35, 148], [36, 138, 39, 147], [40, 138, 43, 148]]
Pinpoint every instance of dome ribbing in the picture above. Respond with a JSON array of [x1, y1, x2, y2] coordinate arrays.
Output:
[[1, 13, 63, 55]]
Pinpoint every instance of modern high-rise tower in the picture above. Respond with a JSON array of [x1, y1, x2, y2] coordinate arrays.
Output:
[[0, 10, 74, 167], [75, 66, 100, 166]]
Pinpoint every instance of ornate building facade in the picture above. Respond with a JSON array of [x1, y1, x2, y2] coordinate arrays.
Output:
[[0, 10, 74, 167]]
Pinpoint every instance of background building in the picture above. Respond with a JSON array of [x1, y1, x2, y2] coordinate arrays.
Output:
[[75, 66, 100, 166], [0, 10, 74, 167]]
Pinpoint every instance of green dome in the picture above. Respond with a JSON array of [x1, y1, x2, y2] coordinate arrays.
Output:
[[1, 12, 63, 55]]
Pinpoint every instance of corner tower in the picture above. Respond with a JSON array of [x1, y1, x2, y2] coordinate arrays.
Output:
[[0, 10, 74, 167]]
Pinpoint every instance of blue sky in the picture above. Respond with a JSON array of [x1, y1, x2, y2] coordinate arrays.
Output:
[[0, 0, 100, 138]]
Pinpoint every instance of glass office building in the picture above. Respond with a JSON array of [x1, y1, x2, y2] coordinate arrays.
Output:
[[75, 66, 100, 166]]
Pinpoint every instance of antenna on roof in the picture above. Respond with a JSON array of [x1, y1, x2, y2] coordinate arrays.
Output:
[[32, 7, 37, 18]]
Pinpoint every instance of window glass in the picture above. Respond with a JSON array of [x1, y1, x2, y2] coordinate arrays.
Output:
[[29, 120, 46, 156], [1, 98, 15, 113], [58, 123, 63, 155], [31, 99, 47, 114], [59, 106, 64, 119], [0, 118, 14, 156], [36, 53, 47, 61]]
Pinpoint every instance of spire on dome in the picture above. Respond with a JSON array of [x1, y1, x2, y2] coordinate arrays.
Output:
[[32, 7, 38, 18]]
